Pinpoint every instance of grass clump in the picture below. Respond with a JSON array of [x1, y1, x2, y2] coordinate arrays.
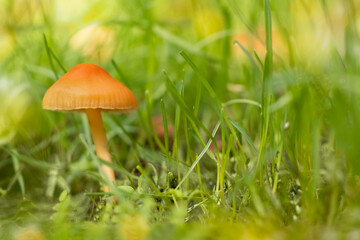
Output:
[[1, 0, 360, 239]]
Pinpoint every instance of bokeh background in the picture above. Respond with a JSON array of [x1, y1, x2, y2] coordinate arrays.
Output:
[[1, 0, 358, 144], [1, 0, 360, 239]]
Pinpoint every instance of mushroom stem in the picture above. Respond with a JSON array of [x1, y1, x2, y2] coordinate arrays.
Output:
[[86, 109, 116, 196]]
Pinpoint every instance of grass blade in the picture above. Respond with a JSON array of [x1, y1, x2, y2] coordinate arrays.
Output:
[[180, 51, 221, 108], [229, 119, 258, 154], [163, 71, 219, 154], [233, 40, 261, 75], [11, 152, 25, 196], [176, 121, 221, 189], [257, 0, 273, 179], [43, 33, 58, 79], [50, 49, 67, 74], [160, 99, 169, 155], [254, 50, 264, 68], [222, 99, 262, 108], [111, 59, 130, 87], [2, 147, 52, 172]]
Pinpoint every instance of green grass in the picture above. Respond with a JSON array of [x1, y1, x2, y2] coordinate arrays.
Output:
[[1, 0, 360, 239]]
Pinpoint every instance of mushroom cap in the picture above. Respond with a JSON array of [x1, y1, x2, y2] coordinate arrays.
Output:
[[42, 63, 138, 112]]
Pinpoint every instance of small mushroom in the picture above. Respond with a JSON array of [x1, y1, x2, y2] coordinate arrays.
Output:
[[43, 63, 137, 199]]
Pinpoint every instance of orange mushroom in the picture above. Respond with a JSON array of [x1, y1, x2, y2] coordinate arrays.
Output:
[[43, 63, 137, 200]]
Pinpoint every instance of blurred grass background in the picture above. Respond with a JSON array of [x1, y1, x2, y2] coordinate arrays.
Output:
[[1, 0, 360, 239]]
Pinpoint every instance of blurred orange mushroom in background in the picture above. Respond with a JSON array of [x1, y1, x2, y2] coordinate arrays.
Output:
[[232, 29, 286, 61], [42, 63, 138, 201], [69, 24, 116, 63]]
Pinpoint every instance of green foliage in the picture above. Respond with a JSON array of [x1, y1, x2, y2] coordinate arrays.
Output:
[[1, 0, 360, 239]]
